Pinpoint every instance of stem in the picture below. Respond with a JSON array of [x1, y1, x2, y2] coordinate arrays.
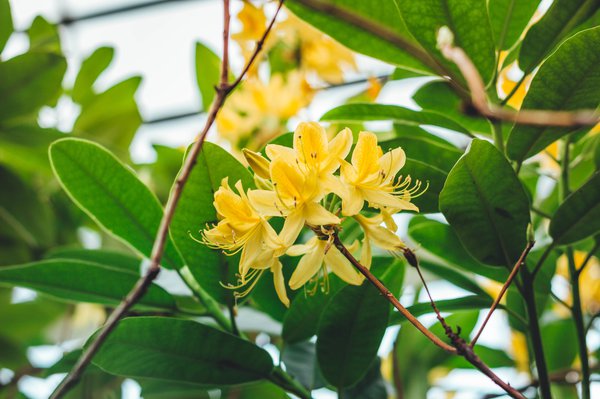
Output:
[[559, 136, 590, 399], [567, 248, 591, 399], [521, 268, 552, 399], [269, 367, 312, 399], [531, 242, 556, 278], [49, 2, 285, 397], [332, 235, 525, 399], [492, 120, 505, 154], [577, 240, 600, 275], [177, 266, 231, 331], [471, 242, 534, 347]]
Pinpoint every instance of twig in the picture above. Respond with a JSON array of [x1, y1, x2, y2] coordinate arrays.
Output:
[[438, 39, 600, 127], [332, 235, 525, 399], [48, 2, 285, 398], [471, 242, 535, 347]]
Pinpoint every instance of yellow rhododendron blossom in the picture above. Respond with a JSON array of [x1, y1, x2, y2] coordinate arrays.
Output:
[[249, 156, 339, 247], [232, 0, 267, 60], [202, 178, 289, 305], [202, 123, 421, 306], [216, 71, 314, 150], [278, 12, 356, 83], [354, 213, 407, 268], [287, 236, 363, 290], [340, 131, 420, 216], [556, 251, 600, 314]]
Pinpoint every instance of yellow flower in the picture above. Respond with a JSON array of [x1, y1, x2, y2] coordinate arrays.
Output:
[[354, 213, 406, 268], [232, 1, 267, 54], [339, 131, 420, 216], [216, 72, 314, 150], [556, 251, 600, 314], [278, 12, 356, 83], [201, 178, 289, 306], [248, 156, 339, 247], [287, 236, 363, 290], [510, 331, 530, 373]]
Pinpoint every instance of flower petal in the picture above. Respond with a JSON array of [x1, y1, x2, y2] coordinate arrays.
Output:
[[294, 122, 328, 169], [352, 131, 382, 178], [271, 259, 290, 307], [304, 202, 340, 226], [379, 147, 406, 182], [325, 247, 364, 286], [340, 186, 364, 216], [280, 210, 305, 246], [248, 189, 285, 217], [322, 127, 353, 174], [289, 238, 325, 290], [363, 189, 419, 212]]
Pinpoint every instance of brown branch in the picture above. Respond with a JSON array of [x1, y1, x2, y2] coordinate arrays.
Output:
[[332, 235, 525, 399], [48, 2, 285, 398], [470, 242, 535, 347], [438, 37, 600, 127]]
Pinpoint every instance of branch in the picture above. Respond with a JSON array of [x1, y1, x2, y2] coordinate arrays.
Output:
[[332, 235, 526, 399], [437, 36, 600, 127], [471, 241, 535, 347], [48, 1, 285, 397]]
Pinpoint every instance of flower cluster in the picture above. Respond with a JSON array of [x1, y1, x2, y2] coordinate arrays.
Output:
[[202, 122, 423, 306], [216, 2, 361, 151]]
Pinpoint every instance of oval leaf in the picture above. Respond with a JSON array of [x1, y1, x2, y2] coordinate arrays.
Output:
[[507, 27, 600, 163], [0, 52, 66, 121], [49, 138, 183, 269], [397, 0, 496, 84], [489, 0, 540, 50], [440, 139, 530, 267], [316, 282, 390, 389], [195, 42, 221, 111], [170, 142, 254, 303], [549, 171, 600, 245], [93, 317, 274, 385], [321, 103, 472, 136], [0, 259, 175, 310]]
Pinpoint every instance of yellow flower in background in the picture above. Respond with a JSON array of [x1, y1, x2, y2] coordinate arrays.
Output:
[[510, 331, 530, 373], [340, 131, 420, 216], [232, 0, 267, 59], [216, 71, 314, 150], [556, 251, 600, 314], [287, 236, 363, 290], [278, 12, 356, 83], [498, 62, 532, 110]]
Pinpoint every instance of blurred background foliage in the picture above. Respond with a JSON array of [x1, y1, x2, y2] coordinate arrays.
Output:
[[0, 0, 599, 398]]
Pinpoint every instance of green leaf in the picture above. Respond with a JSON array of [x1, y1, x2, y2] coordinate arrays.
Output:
[[342, 357, 387, 399], [27, 16, 61, 53], [390, 295, 496, 325], [195, 42, 221, 111], [0, 52, 66, 121], [418, 260, 489, 297], [282, 274, 345, 343], [93, 317, 274, 385], [507, 27, 600, 163], [0, 0, 12, 55], [0, 165, 54, 248], [542, 319, 578, 372], [49, 138, 183, 269], [549, 171, 600, 245], [408, 216, 508, 281], [281, 341, 326, 391], [71, 47, 115, 105], [379, 134, 462, 172], [322, 103, 472, 136], [518, 0, 600, 73], [286, 0, 434, 73], [396, 0, 496, 84], [46, 248, 142, 273], [170, 142, 254, 303], [489, 0, 540, 50], [316, 282, 390, 389], [0, 259, 176, 310], [401, 159, 447, 214], [413, 81, 492, 135], [0, 125, 64, 174], [74, 76, 142, 154], [440, 139, 531, 267]]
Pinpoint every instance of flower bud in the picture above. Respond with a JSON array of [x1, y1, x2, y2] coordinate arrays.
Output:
[[242, 148, 271, 179]]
